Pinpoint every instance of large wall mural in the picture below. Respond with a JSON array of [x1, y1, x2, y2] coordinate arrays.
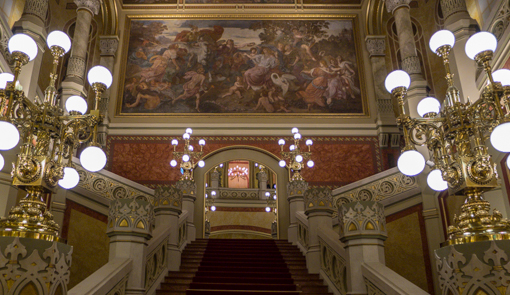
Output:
[[117, 15, 366, 116], [122, 0, 357, 5]]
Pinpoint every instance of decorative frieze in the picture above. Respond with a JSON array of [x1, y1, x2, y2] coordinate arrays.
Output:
[[384, 0, 411, 14], [74, 0, 102, 15], [99, 36, 119, 57], [365, 36, 386, 57], [319, 239, 347, 295], [106, 198, 154, 238], [66, 56, 86, 79], [0, 237, 72, 295], [402, 56, 422, 75], [154, 186, 182, 214], [304, 187, 334, 214], [338, 201, 387, 242], [22, 0, 49, 23]]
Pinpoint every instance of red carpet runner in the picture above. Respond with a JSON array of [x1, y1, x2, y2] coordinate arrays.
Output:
[[157, 239, 332, 295]]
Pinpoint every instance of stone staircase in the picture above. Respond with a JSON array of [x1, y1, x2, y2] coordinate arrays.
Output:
[[156, 239, 332, 295]]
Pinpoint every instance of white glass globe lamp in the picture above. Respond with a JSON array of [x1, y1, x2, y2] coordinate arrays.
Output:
[[265, 192, 270, 197], [171, 139, 178, 146], [295, 155, 303, 162], [429, 30, 455, 54], [491, 122, 510, 152], [279, 160, 286, 167], [465, 32, 497, 60], [278, 139, 285, 146], [188, 145, 194, 151], [0, 121, 20, 150], [80, 146, 107, 172], [65, 96, 88, 114], [210, 205, 216, 211], [306, 139, 313, 146], [211, 191, 216, 196], [292, 128, 299, 134], [199, 139, 205, 146], [0, 153, 4, 171], [47, 30, 71, 53], [87, 66, 113, 89], [0, 73, 14, 89], [183, 133, 190, 140], [294, 133, 302, 140], [417, 97, 441, 117], [170, 159, 177, 167], [8, 34, 38, 61], [58, 167, 80, 189], [427, 169, 448, 191], [265, 207, 271, 212], [493, 69, 510, 86], [385, 70, 411, 93], [397, 150, 426, 176], [186, 128, 193, 134], [182, 154, 190, 162], [307, 160, 314, 168], [198, 160, 205, 168], [506, 156, 510, 170], [289, 145, 295, 151]]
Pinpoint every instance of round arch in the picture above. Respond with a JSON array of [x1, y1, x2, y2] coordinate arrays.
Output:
[[193, 146, 290, 239]]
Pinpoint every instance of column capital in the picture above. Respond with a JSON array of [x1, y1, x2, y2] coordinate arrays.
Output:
[[99, 35, 119, 57], [154, 185, 182, 215], [339, 201, 387, 242], [440, 0, 469, 22], [256, 170, 268, 183], [385, 0, 411, 14], [304, 187, 334, 215], [74, 0, 102, 15], [287, 180, 308, 200], [21, 0, 49, 24], [365, 35, 386, 57], [175, 179, 197, 196], [402, 55, 422, 75], [107, 198, 154, 239], [211, 170, 220, 183]]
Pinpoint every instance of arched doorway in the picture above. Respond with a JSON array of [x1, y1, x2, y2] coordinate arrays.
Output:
[[194, 146, 290, 239]]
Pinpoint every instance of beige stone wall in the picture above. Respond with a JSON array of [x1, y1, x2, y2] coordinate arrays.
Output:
[[209, 207, 275, 237]]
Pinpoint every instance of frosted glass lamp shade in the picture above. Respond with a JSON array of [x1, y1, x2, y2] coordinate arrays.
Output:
[[199, 139, 205, 146], [0, 153, 4, 171], [506, 156, 510, 170], [491, 122, 510, 152], [182, 154, 190, 162], [279, 160, 286, 167], [417, 97, 441, 117], [429, 30, 455, 53], [292, 128, 299, 134], [307, 160, 314, 168], [0, 73, 14, 89], [427, 169, 448, 191], [210, 205, 216, 211], [0, 121, 20, 150], [295, 155, 303, 162], [289, 145, 295, 151], [47, 31, 71, 53], [80, 146, 107, 172], [87, 66, 112, 89], [465, 32, 497, 60], [186, 128, 193, 134], [265, 192, 270, 197], [188, 145, 194, 151], [183, 133, 190, 140], [211, 191, 216, 196], [8, 34, 38, 61], [65, 96, 88, 114], [493, 69, 510, 86], [170, 159, 178, 167], [294, 133, 302, 140], [171, 139, 178, 146], [306, 139, 313, 146], [265, 207, 271, 212], [385, 70, 411, 93], [58, 167, 80, 189], [198, 160, 205, 168], [278, 139, 285, 146], [397, 150, 425, 176]]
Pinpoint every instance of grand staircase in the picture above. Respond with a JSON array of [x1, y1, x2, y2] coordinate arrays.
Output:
[[156, 239, 333, 295]]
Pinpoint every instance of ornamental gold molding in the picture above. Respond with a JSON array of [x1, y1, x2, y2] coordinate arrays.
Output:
[[106, 198, 154, 237], [338, 201, 387, 241]]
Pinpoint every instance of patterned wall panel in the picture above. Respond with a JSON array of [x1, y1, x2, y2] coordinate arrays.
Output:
[[106, 135, 381, 188]]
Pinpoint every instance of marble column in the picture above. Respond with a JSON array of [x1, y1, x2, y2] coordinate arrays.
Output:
[[339, 201, 387, 295], [61, 0, 102, 100], [304, 187, 334, 273], [154, 186, 183, 271], [176, 179, 197, 241], [287, 180, 308, 244], [107, 198, 154, 295], [385, 0, 427, 117], [12, 0, 49, 100]]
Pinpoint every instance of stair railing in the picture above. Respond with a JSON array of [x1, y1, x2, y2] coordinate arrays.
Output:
[[144, 227, 171, 294], [318, 226, 347, 295], [295, 211, 308, 253]]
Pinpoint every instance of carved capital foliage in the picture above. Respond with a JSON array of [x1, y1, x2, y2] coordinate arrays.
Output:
[[74, 0, 102, 15], [435, 240, 510, 295], [154, 185, 182, 214], [175, 179, 197, 196], [304, 187, 334, 214], [385, 0, 411, 14], [23, 0, 49, 22], [338, 201, 387, 241], [365, 36, 386, 57], [66, 56, 86, 79], [99, 36, 119, 56], [210, 170, 220, 182], [440, 0, 468, 21], [256, 170, 268, 183], [402, 55, 422, 75], [489, 1, 510, 41], [287, 180, 308, 197], [0, 237, 72, 295], [107, 198, 154, 238]]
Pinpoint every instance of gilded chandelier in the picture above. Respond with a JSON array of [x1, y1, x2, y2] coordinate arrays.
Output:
[[170, 128, 206, 180], [278, 128, 314, 181], [0, 31, 112, 241], [385, 30, 510, 244], [228, 165, 248, 182]]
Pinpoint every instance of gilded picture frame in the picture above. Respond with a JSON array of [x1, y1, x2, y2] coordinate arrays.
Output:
[[116, 14, 368, 117]]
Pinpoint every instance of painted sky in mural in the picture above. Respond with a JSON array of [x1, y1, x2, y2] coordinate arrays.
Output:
[[120, 19, 363, 115]]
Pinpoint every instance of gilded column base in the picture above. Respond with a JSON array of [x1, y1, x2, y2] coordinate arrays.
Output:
[[436, 240, 510, 295]]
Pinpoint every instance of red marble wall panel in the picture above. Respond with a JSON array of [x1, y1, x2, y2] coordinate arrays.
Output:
[[106, 135, 381, 188]]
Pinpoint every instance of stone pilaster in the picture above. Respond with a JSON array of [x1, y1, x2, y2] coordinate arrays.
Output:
[[287, 180, 308, 244], [304, 187, 334, 273], [61, 0, 102, 100], [210, 170, 220, 188], [175, 179, 197, 242], [0, 237, 73, 295], [257, 169, 268, 198], [154, 186, 183, 271], [339, 201, 387, 294], [107, 198, 154, 295]]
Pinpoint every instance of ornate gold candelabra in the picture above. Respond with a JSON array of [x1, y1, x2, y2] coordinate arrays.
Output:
[[278, 128, 314, 181], [265, 191, 277, 219], [385, 30, 510, 245], [170, 128, 206, 180], [0, 31, 112, 241]]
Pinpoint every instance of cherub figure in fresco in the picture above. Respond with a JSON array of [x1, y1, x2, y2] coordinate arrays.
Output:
[[253, 90, 275, 113], [292, 27, 316, 61], [125, 81, 161, 110], [268, 86, 291, 113], [173, 68, 206, 112], [221, 76, 244, 99]]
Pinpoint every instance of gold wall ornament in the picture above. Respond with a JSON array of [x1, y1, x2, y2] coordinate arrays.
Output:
[[385, 30, 510, 244], [0, 32, 112, 241]]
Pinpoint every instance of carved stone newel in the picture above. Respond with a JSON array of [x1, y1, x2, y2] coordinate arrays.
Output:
[[287, 180, 308, 243], [176, 180, 197, 242]]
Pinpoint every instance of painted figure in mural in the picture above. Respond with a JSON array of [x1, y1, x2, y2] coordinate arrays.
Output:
[[122, 19, 362, 114]]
